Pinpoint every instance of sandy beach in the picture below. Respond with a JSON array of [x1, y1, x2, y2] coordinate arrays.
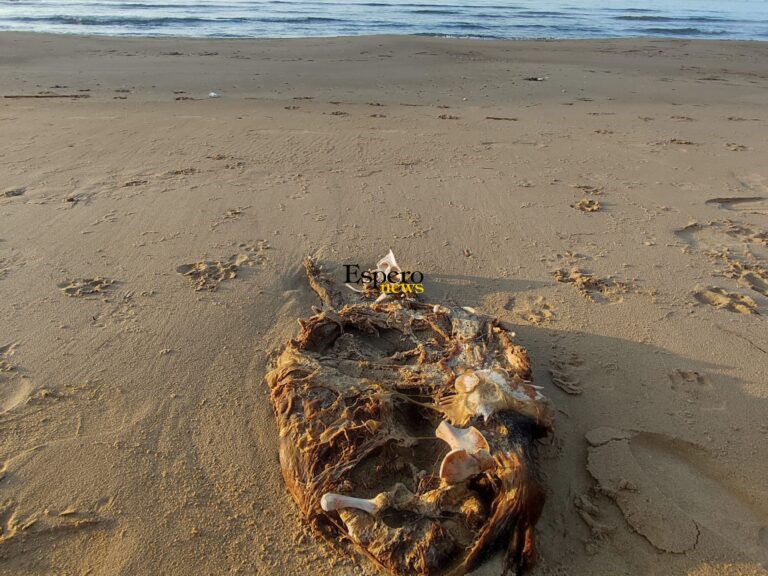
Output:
[[0, 32, 767, 575]]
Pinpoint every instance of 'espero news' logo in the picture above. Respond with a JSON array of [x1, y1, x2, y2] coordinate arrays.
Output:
[[344, 264, 425, 295]]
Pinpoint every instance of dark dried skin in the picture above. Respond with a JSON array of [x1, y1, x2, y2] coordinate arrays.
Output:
[[265, 262, 553, 576]]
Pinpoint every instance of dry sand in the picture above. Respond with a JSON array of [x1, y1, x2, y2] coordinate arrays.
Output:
[[0, 32, 767, 575]]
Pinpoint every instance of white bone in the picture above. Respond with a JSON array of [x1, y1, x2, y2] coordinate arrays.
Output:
[[320, 493, 384, 515], [376, 249, 401, 277], [454, 372, 480, 393], [436, 420, 489, 453], [439, 448, 494, 483]]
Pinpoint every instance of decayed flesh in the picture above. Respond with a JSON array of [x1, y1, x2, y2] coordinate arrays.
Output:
[[265, 256, 554, 575]]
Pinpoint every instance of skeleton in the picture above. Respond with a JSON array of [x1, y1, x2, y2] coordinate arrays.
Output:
[[265, 254, 554, 575]]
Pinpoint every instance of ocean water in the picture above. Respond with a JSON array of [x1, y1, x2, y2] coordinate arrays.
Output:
[[0, 0, 767, 40]]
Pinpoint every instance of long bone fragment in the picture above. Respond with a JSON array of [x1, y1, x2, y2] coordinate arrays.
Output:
[[321, 492, 387, 516]]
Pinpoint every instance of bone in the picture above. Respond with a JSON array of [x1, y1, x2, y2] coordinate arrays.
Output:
[[435, 420, 489, 453], [320, 492, 385, 515], [439, 448, 495, 483], [454, 371, 480, 393], [376, 249, 401, 279]]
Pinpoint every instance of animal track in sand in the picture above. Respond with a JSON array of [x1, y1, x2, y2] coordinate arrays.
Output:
[[678, 219, 768, 302], [571, 184, 603, 195], [666, 369, 718, 408], [0, 501, 102, 545], [57, 277, 114, 297], [572, 199, 601, 212], [1, 378, 33, 414], [693, 286, 757, 315], [176, 253, 250, 291], [0, 344, 33, 414], [505, 295, 555, 325], [122, 179, 147, 187], [587, 429, 768, 562], [165, 167, 199, 177], [574, 493, 616, 554], [676, 220, 767, 254], [553, 268, 630, 303], [210, 206, 249, 230], [0, 343, 16, 374], [726, 143, 748, 151], [717, 258, 768, 297], [549, 352, 584, 395]]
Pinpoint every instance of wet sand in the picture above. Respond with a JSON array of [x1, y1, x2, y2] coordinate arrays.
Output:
[[1, 32, 767, 576]]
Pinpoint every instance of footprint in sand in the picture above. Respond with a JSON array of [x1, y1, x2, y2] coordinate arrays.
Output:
[[574, 492, 615, 545], [176, 253, 250, 291], [678, 219, 768, 301], [586, 428, 768, 563], [0, 501, 102, 545], [57, 277, 114, 297], [1, 378, 33, 414], [572, 198, 601, 213], [553, 268, 630, 303], [723, 261, 768, 297], [548, 352, 584, 395], [676, 221, 767, 254], [505, 295, 555, 325], [666, 369, 723, 415], [210, 206, 249, 230], [571, 184, 603, 195], [123, 179, 147, 187], [0, 343, 16, 374], [0, 344, 32, 414], [693, 286, 758, 315], [165, 167, 199, 177]]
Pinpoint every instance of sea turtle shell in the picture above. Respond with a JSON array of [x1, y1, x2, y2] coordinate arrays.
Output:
[[265, 258, 554, 575]]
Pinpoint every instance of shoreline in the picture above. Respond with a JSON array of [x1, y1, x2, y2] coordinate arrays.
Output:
[[2, 32, 767, 107], [4, 29, 768, 41]]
